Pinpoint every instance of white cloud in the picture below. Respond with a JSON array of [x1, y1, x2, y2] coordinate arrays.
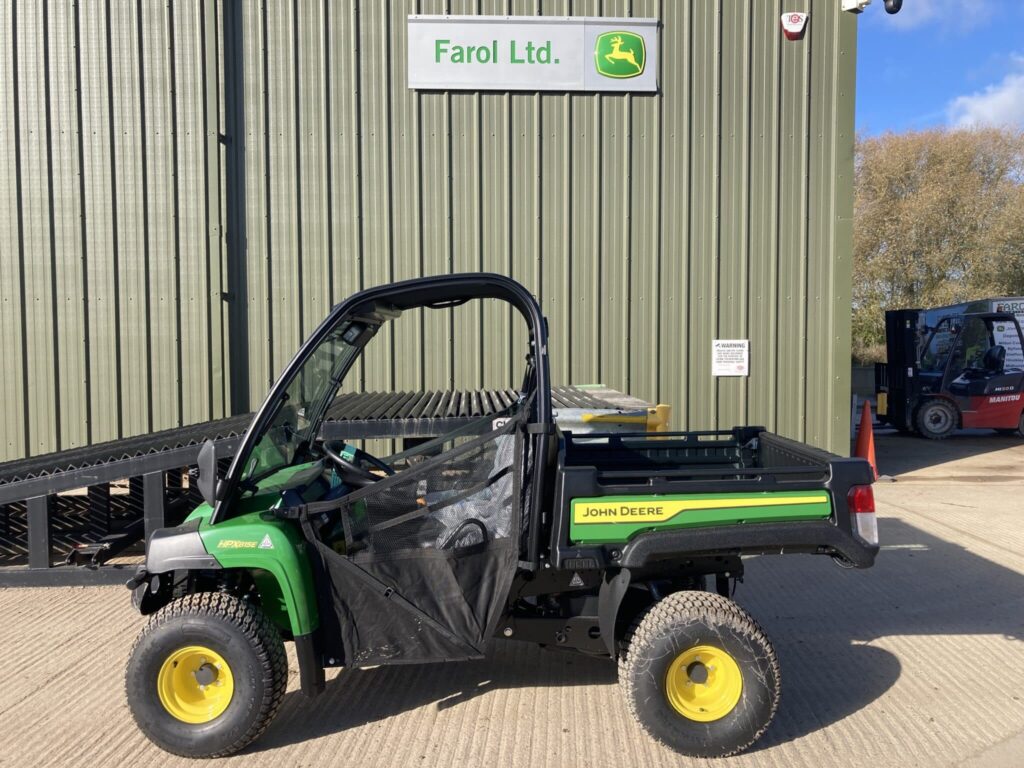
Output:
[[881, 0, 995, 32], [947, 59, 1024, 128]]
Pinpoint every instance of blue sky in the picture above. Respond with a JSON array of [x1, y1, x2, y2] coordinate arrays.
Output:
[[855, 0, 1024, 134]]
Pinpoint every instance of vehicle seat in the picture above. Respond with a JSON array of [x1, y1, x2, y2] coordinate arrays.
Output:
[[426, 434, 517, 547], [983, 345, 1006, 374]]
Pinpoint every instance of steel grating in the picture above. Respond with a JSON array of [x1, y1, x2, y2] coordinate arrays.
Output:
[[0, 415, 253, 487], [0, 386, 634, 488]]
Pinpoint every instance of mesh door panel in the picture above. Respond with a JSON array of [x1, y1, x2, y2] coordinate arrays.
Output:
[[342, 429, 518, 556], [304, 421, 524, 666]]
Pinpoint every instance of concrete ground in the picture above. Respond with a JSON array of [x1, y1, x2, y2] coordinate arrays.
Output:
[[2, 432, 1023, 768]]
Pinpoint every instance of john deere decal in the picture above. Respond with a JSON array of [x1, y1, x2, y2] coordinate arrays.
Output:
[[569, 491, 833, 545], [594, 31, 646, 79]]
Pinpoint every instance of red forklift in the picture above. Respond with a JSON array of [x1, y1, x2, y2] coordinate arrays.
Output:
[[875, 308, 1024, 439]]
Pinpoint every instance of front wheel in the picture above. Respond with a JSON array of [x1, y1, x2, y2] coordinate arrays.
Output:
[[618, 591, 780, 758], [125, 592, 288, 758], [915, 398, 958, 440]]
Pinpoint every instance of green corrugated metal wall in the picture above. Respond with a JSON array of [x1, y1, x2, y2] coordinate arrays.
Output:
[[0, 0, 856, 463]]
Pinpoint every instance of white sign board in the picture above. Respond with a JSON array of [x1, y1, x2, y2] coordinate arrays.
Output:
[[408, 15, 658, 92], [712, 340, 750, 377], [992, 299, 1024, 369]]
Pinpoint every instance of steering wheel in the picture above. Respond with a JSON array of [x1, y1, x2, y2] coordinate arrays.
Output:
[[321, 440, 395, 488], [439, 519, 489, 549]]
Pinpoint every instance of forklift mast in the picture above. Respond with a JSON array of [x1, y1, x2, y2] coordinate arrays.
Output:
[[875, 309, 922, 431]]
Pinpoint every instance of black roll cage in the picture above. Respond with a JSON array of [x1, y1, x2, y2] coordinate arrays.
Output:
[[212, 273, 552, 565]]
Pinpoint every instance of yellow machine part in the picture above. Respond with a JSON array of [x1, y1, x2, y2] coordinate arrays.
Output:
[[579, 403, 672, 432], [664, 644, 743, 722], [157, 645, 235, 724]]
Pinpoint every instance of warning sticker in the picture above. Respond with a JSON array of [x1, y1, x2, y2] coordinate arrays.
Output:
[[712, 339, 750, 377]]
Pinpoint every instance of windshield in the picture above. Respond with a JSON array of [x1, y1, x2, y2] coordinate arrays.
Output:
[[919, 318, 958, 373], [240, 321, 372, 486]]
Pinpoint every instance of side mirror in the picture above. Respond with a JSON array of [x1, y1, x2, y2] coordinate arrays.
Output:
[[196, 439, 220, 507]]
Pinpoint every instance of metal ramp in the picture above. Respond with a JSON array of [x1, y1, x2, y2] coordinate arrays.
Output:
[[0, 386, 652, 585]]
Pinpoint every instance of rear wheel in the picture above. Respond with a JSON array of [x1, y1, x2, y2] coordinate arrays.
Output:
[[618, 591, 780, 758], [125, 592, 288, 758], [915, 398, 958, 440]]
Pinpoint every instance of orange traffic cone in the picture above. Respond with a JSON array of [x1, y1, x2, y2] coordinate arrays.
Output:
[[854, 400, 878, 479]]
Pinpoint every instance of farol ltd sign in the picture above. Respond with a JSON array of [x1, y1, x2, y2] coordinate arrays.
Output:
[[407, 15, 658, 92]]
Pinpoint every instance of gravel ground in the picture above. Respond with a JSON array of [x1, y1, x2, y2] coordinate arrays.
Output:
[[1, 432, 1022, 768]]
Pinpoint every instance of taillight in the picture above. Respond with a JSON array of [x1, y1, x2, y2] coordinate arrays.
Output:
[[848, 484, 875, 513], [847, 484, 878, 546]]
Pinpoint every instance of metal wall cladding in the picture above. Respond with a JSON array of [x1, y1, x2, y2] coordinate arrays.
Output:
[[1, 0, 226, 463], [0, 0, 856, 462]]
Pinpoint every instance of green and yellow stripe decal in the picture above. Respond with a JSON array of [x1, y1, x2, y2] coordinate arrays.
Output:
[[569, 491, 832, 545]]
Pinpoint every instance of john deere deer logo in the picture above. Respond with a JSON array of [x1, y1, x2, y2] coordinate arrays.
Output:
[[594, 31, 646, 79]]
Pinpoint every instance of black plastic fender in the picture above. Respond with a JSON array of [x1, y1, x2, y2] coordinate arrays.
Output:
[[145, 518, 221, 573], [597, 568, 631, 657], [619, 521, 878, 570], [126, 518, 221, 614]]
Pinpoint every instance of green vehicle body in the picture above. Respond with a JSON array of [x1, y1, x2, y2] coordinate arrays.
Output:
[[186, 486, 834, 634], [191, 508, 317, 637], [182, 458, 369, 637]]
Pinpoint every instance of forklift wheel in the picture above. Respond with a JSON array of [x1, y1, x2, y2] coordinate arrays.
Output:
[[915, 399, 957, 440], [618, 591, 780, 758], [125, 592, 288, 758]]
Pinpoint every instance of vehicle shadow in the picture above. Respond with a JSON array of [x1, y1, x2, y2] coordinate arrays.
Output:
[[872, 429, 1022, 478], [747, 515, 1024, 750], [252, 516, 1024, 753], [256, 638, 616, 752]]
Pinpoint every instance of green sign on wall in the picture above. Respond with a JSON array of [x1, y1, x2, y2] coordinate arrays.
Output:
[[594, 31, 646, 79]]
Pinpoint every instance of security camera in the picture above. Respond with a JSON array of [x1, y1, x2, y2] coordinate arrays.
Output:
[[884, 0, 903, 12], [841, 0, 872, 12]]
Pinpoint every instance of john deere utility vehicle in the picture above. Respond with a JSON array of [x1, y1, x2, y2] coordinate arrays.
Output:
[[124, 274, 878, 758]]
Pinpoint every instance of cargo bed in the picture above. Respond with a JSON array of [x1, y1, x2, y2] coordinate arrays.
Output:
[[550, 427, 878, 569]]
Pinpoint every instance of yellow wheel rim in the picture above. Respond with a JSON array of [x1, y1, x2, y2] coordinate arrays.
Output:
[[156, 645, 235, 724], [665, 644, 743, 722]]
